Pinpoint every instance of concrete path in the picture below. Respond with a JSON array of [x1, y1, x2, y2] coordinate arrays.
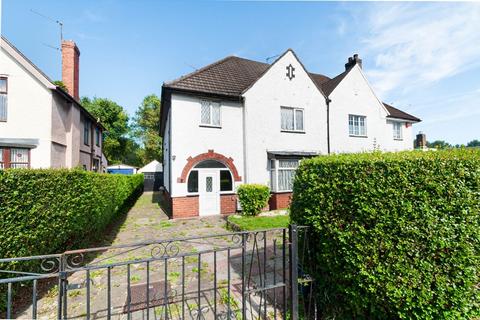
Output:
[[16, 192, 287, 320]]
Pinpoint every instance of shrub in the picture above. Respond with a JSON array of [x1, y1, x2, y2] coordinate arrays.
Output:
[[290, 149, 480, 319], [237, 184, 270, 216], [0, 169, 143, 261]]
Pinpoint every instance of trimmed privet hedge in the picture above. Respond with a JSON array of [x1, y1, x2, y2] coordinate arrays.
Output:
[[0, 169, 143, 261], [290, 149, 480, 319], [237, 184, 270, 216]]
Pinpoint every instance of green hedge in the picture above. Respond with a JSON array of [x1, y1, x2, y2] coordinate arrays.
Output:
[[0, 169, 143, 260], [237, 184, 270, 216], [290, 149, 480, 319]]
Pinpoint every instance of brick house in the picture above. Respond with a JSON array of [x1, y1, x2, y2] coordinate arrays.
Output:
[[0, 36, 105, 171], [160, 50, 421, 218]]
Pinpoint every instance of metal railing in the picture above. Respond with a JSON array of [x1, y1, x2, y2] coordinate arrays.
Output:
[[0, 225, 316, 319]]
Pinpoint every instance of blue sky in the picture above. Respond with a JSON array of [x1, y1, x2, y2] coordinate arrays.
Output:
[[1, 1, 479, 144]]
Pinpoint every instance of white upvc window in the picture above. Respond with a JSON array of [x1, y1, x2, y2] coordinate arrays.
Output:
[[200, 100, 221, 127], [393, 122, 403, 140], [349, 114, 367, 137], [270, 159, 300, 192], [0, 78, 7, 122], [281, 107, 304, 132]]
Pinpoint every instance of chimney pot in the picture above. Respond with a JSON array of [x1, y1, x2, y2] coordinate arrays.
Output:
[[61, 40, 80, 100]]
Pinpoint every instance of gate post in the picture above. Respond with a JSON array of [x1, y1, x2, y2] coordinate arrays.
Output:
[[289, 224, 299, 320]]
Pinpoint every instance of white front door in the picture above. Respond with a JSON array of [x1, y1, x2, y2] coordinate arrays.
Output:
[[199, 170, 220, 216]]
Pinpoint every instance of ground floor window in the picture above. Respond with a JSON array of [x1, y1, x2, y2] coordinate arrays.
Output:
[[0, 147, 30, 169], [270, 158, 300, 192], [187, 160, 233, 193]]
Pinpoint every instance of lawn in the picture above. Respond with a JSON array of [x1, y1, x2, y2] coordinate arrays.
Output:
[[227, 214, 290, 231]]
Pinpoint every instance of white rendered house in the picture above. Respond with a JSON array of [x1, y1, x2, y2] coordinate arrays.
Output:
[[0, 36, 104, 171], [160, 50, 421, 218]]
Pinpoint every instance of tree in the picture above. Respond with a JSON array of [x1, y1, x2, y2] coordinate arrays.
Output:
[[467, 139, 480, 147], [53, 80, 68, 92], [133, 94, 162, 164], [426, 140, 452, 149], [81, 97, 131, 164]]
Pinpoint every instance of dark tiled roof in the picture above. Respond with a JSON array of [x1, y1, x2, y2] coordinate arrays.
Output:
[[164, 56, 269, 97], [319, 69, 350, 96], [383, 102, 421, 122], [164, 55, 420, 122]]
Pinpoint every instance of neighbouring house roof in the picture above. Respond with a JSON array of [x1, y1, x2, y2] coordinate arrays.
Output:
[[138, 160, 163, 173], [161, 50, 421, 134], [383, 102, 421, 122], [0, 36, 105, 130], [106, 164, 137, 170]]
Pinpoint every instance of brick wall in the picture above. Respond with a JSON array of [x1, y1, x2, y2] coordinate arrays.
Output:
[[220, 194, 237, 214], [171, 196, 199, 218], [269, 192, 293, 210], [61, 40, 80, 100]]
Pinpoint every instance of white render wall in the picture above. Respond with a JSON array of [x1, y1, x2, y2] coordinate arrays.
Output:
[[242, 51, 328, 185], [328, 65, 413, 153], [0, 46, 53, 168], [169, 93, 244, 197]]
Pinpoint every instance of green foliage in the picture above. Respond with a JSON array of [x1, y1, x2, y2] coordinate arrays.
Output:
[[290, 149, 480, 319], [426, 140, 452, 149], [80, 97, 134, 164], [237, 184, 270, 216], [0, 169, 143, 262], [133, 94, 163, 164], [227, 214, 289, 231], [53, 80, 67, 91], [467, 139, 480, 147]]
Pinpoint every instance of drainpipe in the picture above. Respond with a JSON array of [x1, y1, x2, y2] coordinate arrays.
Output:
[[326, 97, 331, 154], [241, 96, 248, 184]]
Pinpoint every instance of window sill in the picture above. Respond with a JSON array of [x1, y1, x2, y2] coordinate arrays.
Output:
[[271, 190, 293, 193], [199, 124, 222, 129], [281, 130, 305, 134], [394, 138, 403, 141], [349, 135, 368, 138]]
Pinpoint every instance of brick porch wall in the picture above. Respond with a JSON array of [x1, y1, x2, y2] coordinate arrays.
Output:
[[220, 194, 237, 215], [269, 192, 293, 210], [171, 196, 199, 218]]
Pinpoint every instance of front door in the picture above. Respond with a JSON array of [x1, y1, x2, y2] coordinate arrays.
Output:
[[199, 170, 220, 216]]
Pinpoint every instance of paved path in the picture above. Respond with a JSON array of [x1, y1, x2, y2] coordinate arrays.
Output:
[[17, 192, 286, 320]]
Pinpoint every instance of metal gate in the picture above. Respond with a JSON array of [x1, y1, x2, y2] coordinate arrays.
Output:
[[0, 225, 316, 319]]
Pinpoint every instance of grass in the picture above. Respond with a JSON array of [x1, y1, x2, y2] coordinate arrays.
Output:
[[227, 214, 290, 231]]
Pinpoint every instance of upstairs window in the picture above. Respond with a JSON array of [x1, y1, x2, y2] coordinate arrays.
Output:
[[95, 128, 100, 146], [393, 122, 403, 140], [0, 78, 7, 121], [281, 107, 304, 132], [349, 115, 367, 137], [83, 120, 90, 145], [200, 100, 221, 127]]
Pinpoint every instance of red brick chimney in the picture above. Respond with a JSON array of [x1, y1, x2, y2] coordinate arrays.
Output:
[[61, 40, 80, 100]]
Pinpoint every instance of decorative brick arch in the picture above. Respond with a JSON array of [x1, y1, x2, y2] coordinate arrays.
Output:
[[177, 150, 242, 183]]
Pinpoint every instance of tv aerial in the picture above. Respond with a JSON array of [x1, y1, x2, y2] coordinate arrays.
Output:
[[30, 9, 64, 51]]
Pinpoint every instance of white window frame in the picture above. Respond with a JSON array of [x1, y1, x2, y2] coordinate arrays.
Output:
[[393, 122, 403, 140], [348, 114, 367, 137], [200, 100, 221, 128], [0, 77, 7, 122], [269, 158, 300, 192], [281, 106, 304, 133]]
